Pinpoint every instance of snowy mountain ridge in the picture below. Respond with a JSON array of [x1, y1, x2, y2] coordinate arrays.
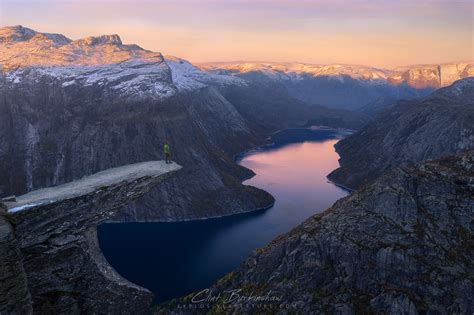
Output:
[[164, 55, 246, 92], [0, 25, 243, 100], [199, 61, 474, 88], [199, 62, 390, 82], [1, 25, 471, 102]]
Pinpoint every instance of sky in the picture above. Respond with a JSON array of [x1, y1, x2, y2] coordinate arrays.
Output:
[[0, 0, 472, 68]]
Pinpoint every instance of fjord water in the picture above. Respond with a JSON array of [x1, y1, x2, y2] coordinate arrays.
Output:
[[98, 128, 350, 303]]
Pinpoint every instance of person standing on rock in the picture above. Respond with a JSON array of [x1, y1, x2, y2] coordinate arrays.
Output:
[[164, 142, 172, 164]]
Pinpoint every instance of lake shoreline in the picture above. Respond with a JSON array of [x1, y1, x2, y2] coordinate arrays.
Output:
[[99, 127, 351, 304]]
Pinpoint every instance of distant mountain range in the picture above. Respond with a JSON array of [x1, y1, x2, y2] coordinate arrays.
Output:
[[200, 61, 473, 111], [199, 61, 473, 89], [2, 25, 472, 113]]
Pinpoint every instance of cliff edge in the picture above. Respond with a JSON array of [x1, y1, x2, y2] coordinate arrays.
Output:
[[1, 161, 180, 314]]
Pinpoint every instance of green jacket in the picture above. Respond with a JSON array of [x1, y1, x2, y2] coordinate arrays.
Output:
[[163, 144, 171, 154]]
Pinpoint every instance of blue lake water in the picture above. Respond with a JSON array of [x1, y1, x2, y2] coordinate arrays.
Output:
[[98, 128, 350, 304]]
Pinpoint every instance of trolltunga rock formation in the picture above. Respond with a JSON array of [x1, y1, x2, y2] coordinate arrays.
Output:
[[1, 161, 180, 314]]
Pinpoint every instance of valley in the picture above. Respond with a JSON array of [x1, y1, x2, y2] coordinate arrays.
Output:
[[98, 128, 349, 304], [0, 24, 472, 315]]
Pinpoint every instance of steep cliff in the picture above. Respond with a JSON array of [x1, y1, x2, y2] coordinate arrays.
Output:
[[5, 161, 180, 314], [328, 77, 474, 189], [0, 203, 32, 315], [389, 63, 474, 88], [158, 150, 474, 314], [216, 80, 369, 133], [0, 55, 273, 222]]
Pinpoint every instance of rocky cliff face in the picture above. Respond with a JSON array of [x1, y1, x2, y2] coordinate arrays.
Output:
[[0, 26, 271, 221], [328, 77, 474, 190], [0, 203, 32, 315], [0, 71, 274, 221], [159, 150, 474, 314], [389, 63, 474, 88], [4, 161, 180, 314], [216, 79, 369, 133]]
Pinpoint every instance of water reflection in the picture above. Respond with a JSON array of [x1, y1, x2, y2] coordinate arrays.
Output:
[[98, 128, 349, 303]]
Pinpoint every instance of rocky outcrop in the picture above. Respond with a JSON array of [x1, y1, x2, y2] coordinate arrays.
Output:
[[0, 67, 274, 222], [0, 203, 32, 315], [328, 77, 474, 189], [158, 150, 474, 314], [388, 63, 474, 89], [5, 161, 180, 314]]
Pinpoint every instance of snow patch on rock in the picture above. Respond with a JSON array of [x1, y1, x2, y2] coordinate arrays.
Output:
[[199, 61, 474, 88], [165, 55, 246, 92]]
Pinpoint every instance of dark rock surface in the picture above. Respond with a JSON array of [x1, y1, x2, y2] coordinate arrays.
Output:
[[283, 75, 431, 111], [218, 81, 369, 133], [0, 73, 274, 222], [8, 161, 180, 314], [328, 77, 474, 190], [158, 150, 474, 314], [0, 203, 32, 315]]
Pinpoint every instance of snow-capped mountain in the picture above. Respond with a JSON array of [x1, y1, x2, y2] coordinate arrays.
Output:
[[164, 55, 245, 92], [0, 25, 242, 100], [199, 62, 390, 83], [2, 25, 471, 111], [199, 61, 473, 111], [199, 61, 474, 88], [0, 25, 154, 70]]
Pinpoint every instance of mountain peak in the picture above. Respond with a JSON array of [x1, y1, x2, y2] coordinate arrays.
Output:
[[72, 34, 122, 46], [0, 26, 156, 71], [0, 25, 71, 45], [0, 26, 126, 48], [0, 25, 37, 42]]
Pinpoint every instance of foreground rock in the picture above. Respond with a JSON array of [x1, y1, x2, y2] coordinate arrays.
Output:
[[6, 161, 180, 314], [158, 151, 474, 314], [0, 203, 32, 314], [328, 77, 474, 190]]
